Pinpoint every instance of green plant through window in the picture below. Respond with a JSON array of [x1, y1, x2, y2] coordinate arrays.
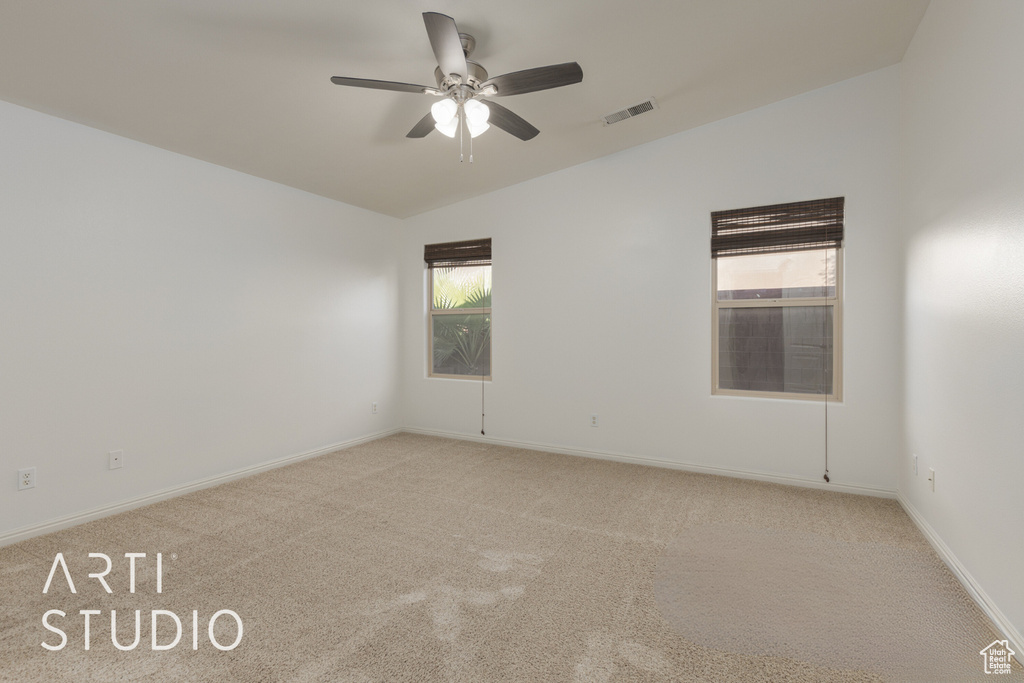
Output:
[[430, 265, 491, 377]]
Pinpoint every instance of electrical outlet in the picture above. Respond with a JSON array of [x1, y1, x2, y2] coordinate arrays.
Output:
[[590, 414, 599, 427], [109, 450, 123, 470], [913, 454, 918, 476], [928, 467, 935, 492], [18, 467, 36, 490], [371, 402, 378, 415]]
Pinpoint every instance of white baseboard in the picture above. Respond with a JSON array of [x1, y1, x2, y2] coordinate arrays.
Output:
[[402, 427, 897, 499], [897, 491, 1023, 657], [0, 428, 401, 548]]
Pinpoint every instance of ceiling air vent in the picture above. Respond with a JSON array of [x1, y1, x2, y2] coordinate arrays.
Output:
[[602, 97, 659, 126]]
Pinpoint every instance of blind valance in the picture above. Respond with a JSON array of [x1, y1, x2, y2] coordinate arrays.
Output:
[[711, 197, 844, 258], [424, 238, 492, 268]]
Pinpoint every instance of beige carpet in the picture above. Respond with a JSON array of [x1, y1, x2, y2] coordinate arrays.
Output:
[[1, 433, 1020, 682]]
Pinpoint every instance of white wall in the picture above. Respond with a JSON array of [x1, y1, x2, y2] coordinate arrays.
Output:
[[0, 100, 401, 537], [399, 66, 903, 492], [899, 0, 1024, 643]]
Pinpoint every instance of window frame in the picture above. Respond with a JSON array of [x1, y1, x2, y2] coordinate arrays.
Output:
[[711, 247, 843, 402], [427, 264, 492, 381]]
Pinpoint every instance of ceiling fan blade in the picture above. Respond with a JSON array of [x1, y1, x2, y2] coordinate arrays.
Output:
[[406, 112, 436, 138], [481, 62, 583, 96], [330, 76, 434, 94], [423, 12, 468, 81], [486, 101, 540, 141]]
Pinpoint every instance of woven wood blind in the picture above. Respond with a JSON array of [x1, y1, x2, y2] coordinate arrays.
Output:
[[424, 238, 492, 268], [711, 197, 844, 258]]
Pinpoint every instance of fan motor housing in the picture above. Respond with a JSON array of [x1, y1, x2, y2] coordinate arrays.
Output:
[[435, 61, 488, 90]]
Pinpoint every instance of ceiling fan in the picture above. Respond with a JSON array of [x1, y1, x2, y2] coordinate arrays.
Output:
[[330, 12, 583, 144]]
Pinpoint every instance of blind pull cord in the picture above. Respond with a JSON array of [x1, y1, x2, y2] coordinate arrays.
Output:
[[481, 300, 486, 435], [823, 235, 831, 484]]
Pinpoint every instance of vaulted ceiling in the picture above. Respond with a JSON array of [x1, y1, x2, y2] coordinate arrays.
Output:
[[0, 0, 929, 218]]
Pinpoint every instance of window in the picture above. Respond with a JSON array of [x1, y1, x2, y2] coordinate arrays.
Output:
[[711, 197, 843, 400], [425, 239, 492, 379]]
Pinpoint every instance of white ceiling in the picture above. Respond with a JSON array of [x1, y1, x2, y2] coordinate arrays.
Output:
[[0, 0, 929, 218]]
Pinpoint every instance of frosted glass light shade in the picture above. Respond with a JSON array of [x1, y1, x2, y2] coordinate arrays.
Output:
[[464, 99, 490, 138], [466, 119, 489, 138], [435, 117, 459, 138], [464, 99, 489, 125], [431, 99, 458, 125]]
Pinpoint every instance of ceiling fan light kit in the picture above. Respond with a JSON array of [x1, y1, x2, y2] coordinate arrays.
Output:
[[331, 11, 583, 160]]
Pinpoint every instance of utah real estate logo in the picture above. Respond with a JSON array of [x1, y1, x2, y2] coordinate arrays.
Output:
[[979, 640, 1015, 675]]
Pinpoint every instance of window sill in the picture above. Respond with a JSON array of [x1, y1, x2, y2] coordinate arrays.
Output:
[[428, 374, 492, 382], [711, 390, 843, 404]]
